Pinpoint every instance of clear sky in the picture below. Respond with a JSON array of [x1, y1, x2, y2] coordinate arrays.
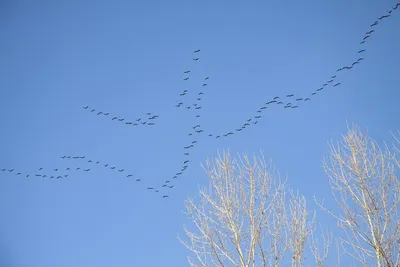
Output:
[[0, 0, 399, 266]]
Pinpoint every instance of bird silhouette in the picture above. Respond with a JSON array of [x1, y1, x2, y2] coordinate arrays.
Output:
[[183, 77, 189, 81], [333, 83, 341, 87], [184, 70, 190, 74], [163, 195, 169, 198], [193, 58, 200, 61], [136, 179, 141, 181], [83, 106, 89, 109], [194, 49, 201, 53], [358, 49, 366, 53], [379, 15, 390, 20], [287, 94, 294, 97]]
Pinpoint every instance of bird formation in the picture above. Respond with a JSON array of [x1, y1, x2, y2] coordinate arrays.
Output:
[[203, 4, 398, 139], [82, 106, 159, 127], [2, 4, 399, 199], [1, 165, 70, 179], [60, 156, 173, 198], [168, 49, 211, 187]]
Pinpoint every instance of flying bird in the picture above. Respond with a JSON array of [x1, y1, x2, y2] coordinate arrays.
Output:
[[296, 98, 303, 101], [163, 195, 169, 198], [379, 15, 390, 20], [287, 94, 294, 97], [184, 70, 190, 74], [194, 49, 201, 53], [84, 169, 90, 172], [205, 77, 209, 80], [363, 35, 371, 40], [183, 77, 189, 81], [83, 106, 89, 109], [304, 98, 310, 101], [333, 83, 341, 87], [193, 58, 200, 61]]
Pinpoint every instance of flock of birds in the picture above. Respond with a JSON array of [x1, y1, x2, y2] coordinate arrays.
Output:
[[2, 3, 399, 199], [82, 107, 160, 127]]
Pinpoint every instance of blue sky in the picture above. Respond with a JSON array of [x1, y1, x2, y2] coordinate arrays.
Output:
[[0, 0, 399, 266]]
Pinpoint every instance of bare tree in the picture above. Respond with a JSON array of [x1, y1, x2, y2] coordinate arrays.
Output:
[[179, 152, 316, 267], [318, 125, 400, 267]]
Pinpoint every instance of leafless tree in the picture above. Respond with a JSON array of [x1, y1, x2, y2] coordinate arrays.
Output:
[[317, 125, 400, 267], [179, 152, 316, 267]]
